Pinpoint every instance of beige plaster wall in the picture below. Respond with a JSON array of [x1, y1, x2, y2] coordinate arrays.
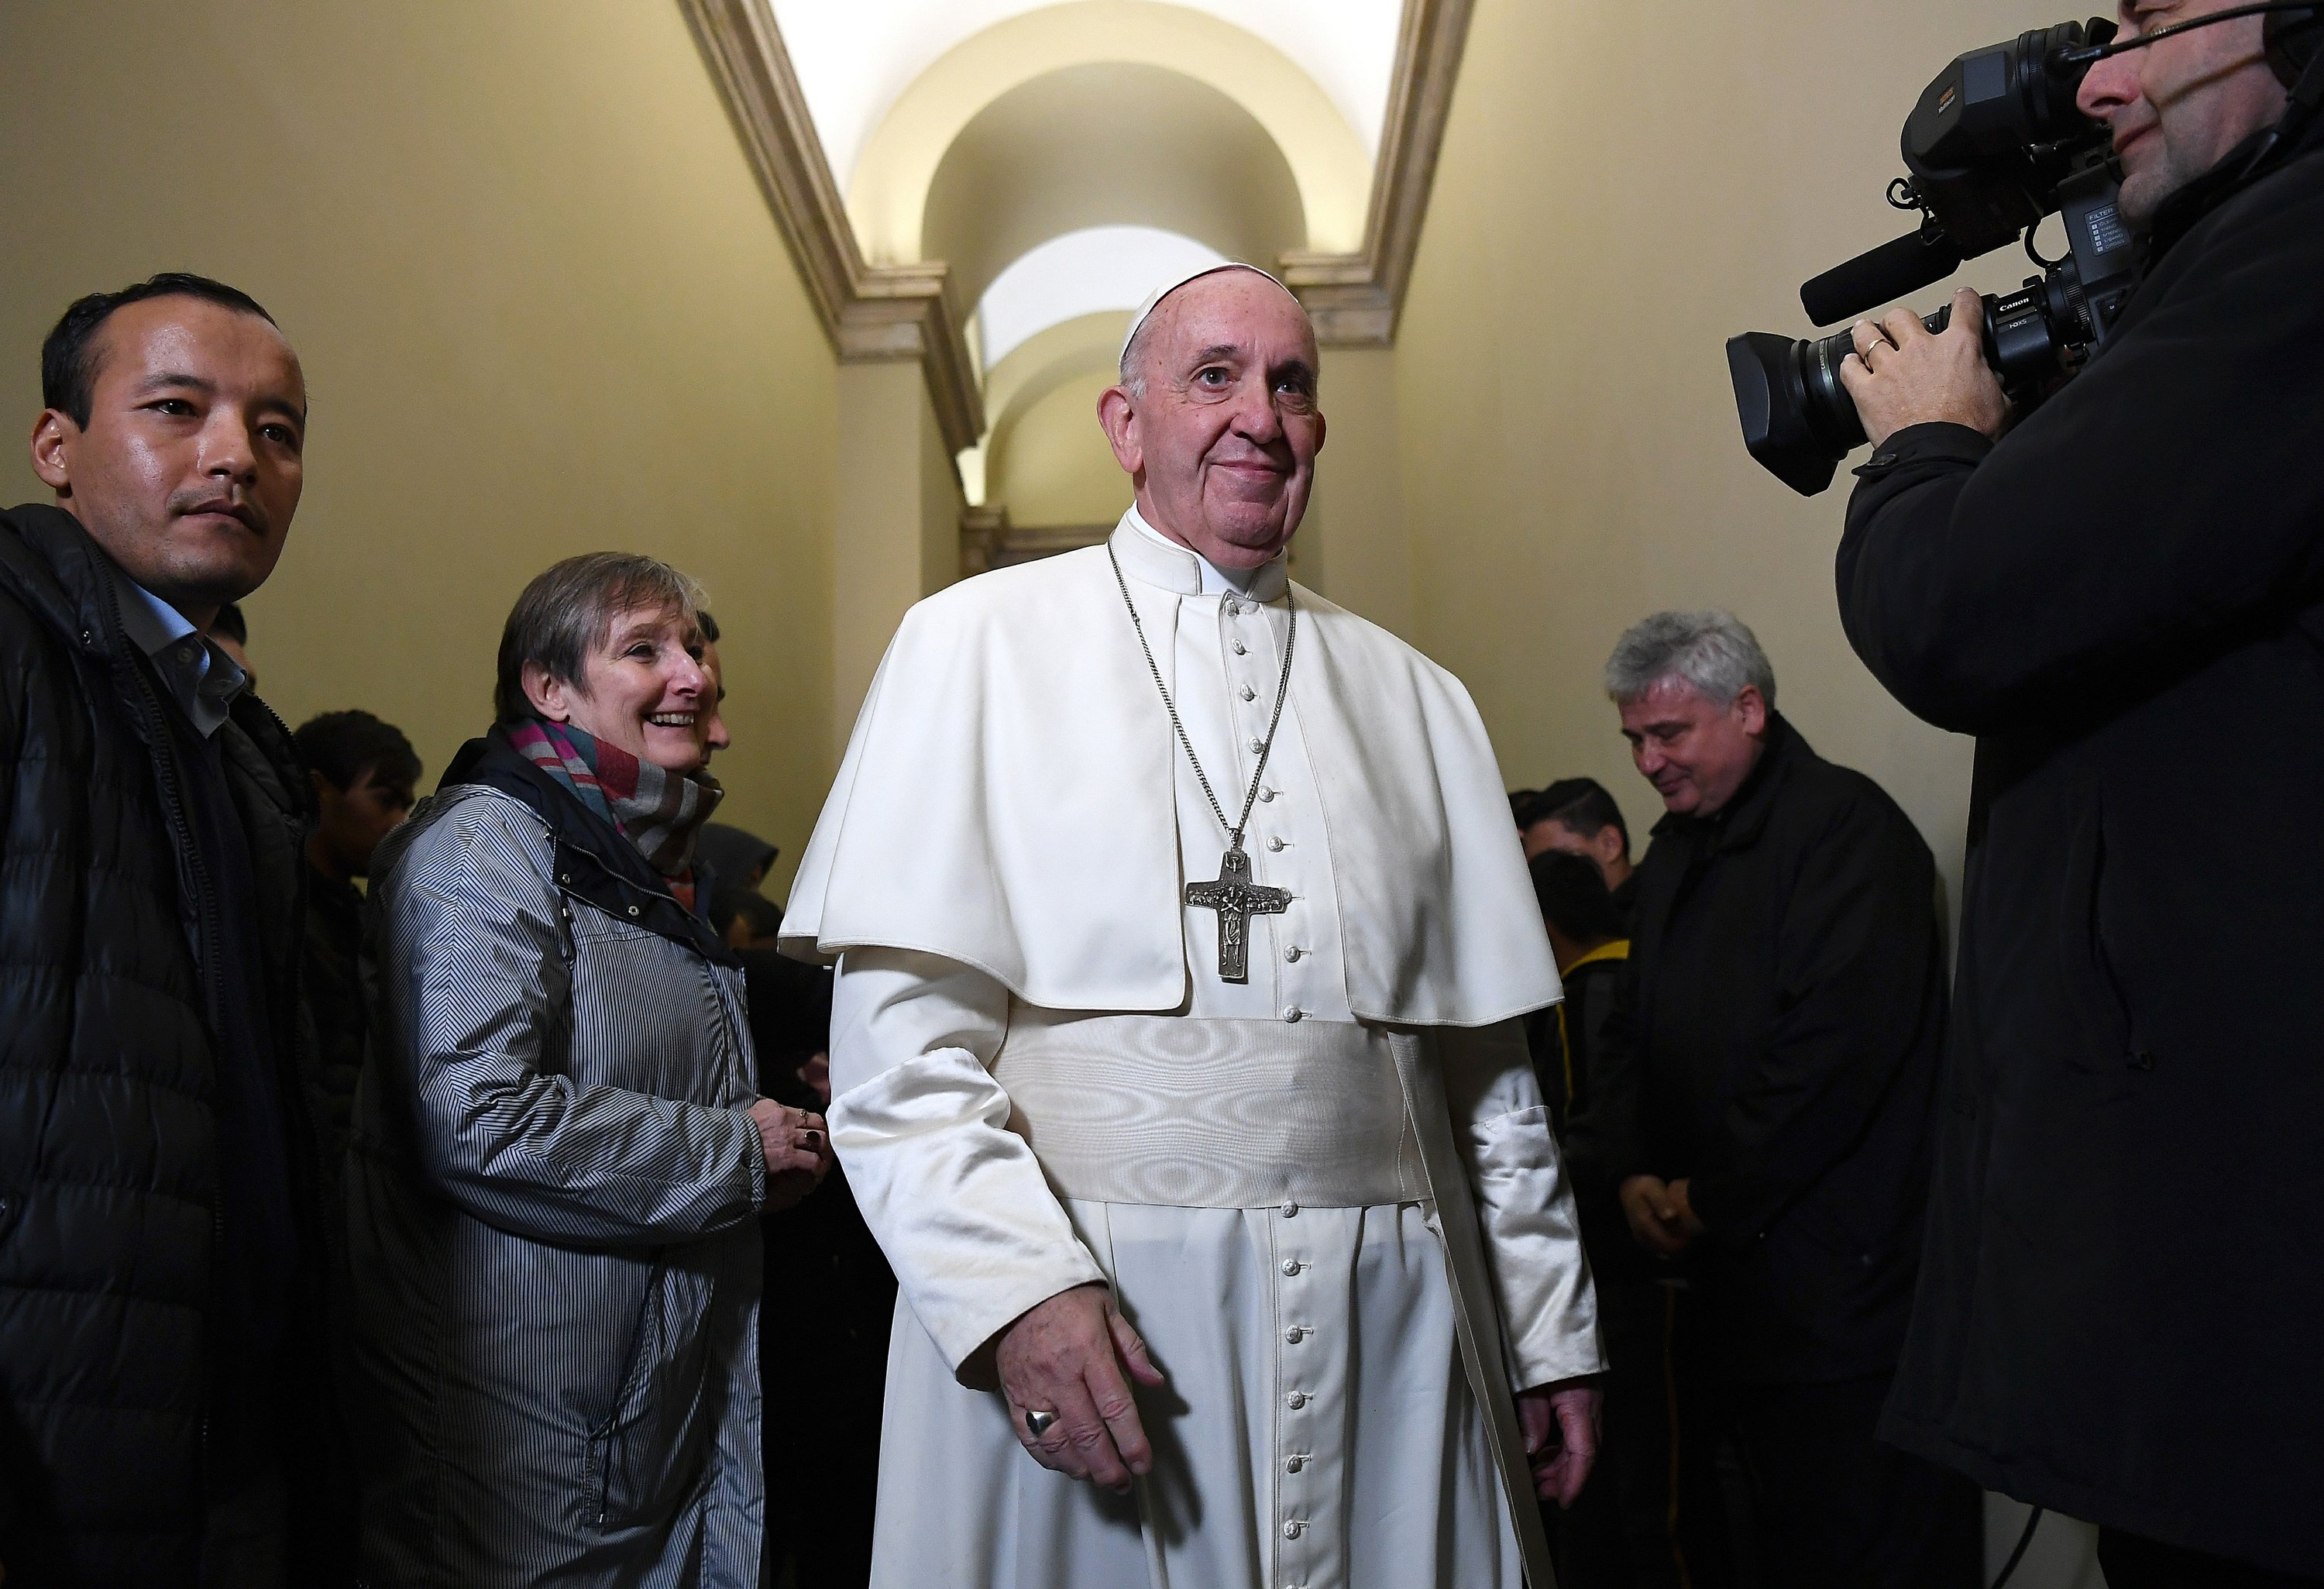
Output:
[[1300, 346, 1412, 638], [1389, 0, 2066, 904], [0, 0, 838, 895], [830, 361, 964, 749], [921, 372, 969, 598], [985, 368, 1127, 528]]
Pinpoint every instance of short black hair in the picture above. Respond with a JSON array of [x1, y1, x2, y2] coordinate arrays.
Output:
[[294, 709, 422, 794], [1530, 849, 1624, 946], [41, 273, 279, 430], [696, 608, 721, 645], [1513, 776, 1630, 857], [211, 600, 249, 646]]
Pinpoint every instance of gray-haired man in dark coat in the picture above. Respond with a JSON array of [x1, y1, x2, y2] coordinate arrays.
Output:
[[1573, 610, 1976, 1589]]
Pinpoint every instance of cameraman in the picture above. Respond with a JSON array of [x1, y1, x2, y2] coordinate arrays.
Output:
[[1833, 4, 2324, 1584]]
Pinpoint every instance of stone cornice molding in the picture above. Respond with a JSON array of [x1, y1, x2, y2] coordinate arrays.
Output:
[[684, 0, 1470, 442], [679, 0, 985, 453], [961, 506, 1116, 573], [1279, 0, 1474, 346]]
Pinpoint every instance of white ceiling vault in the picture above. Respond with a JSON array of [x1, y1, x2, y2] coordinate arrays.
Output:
[[758, 0, 1408, 513], [770, 0, 1402, 187], [977, 224, 1224, 370]]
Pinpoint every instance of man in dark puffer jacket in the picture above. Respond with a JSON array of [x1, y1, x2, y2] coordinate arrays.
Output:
[[0, 275, 339, 1586]]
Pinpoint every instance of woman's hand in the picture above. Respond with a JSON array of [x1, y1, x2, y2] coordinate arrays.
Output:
[[748, 1098, 833, 1211]]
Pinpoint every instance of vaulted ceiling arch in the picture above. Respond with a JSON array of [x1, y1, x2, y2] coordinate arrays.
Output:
[[847, 1, 1370, 266], [923, 63, 1304, 318]]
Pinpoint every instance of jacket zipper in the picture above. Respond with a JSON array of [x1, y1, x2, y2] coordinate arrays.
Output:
[[93, 572, 232, 1495]]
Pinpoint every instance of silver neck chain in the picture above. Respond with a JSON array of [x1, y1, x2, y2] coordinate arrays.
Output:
[[1108, 545, 1297, 851]]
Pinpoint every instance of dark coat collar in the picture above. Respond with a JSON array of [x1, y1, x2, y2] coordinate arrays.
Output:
[[2, 501, 134, 663], [1650, 711, 1807, 856], [443, 726, 737, 968], [2, 501, 308, 821]]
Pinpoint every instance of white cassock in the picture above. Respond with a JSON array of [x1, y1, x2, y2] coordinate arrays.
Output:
[[782, 507, 1604, 1589]]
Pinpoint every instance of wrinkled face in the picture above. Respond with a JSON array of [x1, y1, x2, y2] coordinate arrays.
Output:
[[315, 763, 416, 879], [29, 295, 306, 621], [2077, 0, 2290, 229], [1618, 677, 1768, 818], [527, 604, 713, 776], [1099, 270, 1325, 570]]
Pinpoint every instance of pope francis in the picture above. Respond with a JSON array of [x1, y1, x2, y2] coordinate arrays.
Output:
[[782, 263, 1604, 1589]]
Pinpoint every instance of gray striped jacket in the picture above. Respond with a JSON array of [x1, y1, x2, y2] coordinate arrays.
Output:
[[346, 784, 767, 1587]]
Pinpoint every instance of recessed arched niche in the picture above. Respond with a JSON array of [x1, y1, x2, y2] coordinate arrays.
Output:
[[923, 62, 1305, 318], [846, 0, 1370, 266]]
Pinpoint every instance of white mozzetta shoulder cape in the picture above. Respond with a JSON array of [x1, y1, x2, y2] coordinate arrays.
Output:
[[782, 528, 1559, 1026]]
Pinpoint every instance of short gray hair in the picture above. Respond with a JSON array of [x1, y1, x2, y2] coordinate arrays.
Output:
[[495, 552, 706, 724], [1116, 265, 1310, 401], [1119, 310, 1163, 400], [1604, 609, 1776, 710]]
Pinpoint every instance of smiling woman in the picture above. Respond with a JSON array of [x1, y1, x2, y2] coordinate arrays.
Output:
[[343, 549, 835, 1585], [497, 552, 714, 771]]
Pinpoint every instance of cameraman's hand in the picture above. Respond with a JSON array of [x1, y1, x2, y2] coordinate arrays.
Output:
[[1841, 287, 2008, 448]]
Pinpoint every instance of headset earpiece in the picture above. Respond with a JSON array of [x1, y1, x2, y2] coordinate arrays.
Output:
[[2264, 4, 2324, 87]]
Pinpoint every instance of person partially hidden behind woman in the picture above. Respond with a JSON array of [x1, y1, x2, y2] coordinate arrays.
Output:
[[344, 552, 831, 1587]]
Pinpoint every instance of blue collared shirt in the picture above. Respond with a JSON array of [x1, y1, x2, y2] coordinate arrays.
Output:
[[107, 561, 248, 738]]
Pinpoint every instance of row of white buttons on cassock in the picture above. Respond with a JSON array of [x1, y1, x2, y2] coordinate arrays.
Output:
[[1222, 595, 1318, 1025], [1277, 1199, 1314, 1582]]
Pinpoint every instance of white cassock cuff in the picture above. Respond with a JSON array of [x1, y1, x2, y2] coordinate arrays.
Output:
[[827, 948, 1108, 1380], [1438, 1020, 1607, 1391]]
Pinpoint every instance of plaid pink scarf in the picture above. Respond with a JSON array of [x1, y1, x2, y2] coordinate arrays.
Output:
[[507, 718, 724, 885]]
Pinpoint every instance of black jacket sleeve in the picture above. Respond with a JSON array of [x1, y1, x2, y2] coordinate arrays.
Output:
[[0, 601, 22, 1555], [1561, 958, 1645, 1195], [1683, 795, 1941, 1247], [1837, 152, 2324, 736]]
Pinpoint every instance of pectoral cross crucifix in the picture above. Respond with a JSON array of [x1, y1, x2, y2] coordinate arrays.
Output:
[[1185, 844, 1291, 983]]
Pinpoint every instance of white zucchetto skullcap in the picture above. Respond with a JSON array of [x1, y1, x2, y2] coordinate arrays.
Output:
[[1118, 261, 1299, 364]]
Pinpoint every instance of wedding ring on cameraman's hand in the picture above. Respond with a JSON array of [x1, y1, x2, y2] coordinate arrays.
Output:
[[1025, 1408, 1059, 1437]]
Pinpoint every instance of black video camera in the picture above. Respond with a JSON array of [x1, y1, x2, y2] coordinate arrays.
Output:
[[1726, 20, 2142, 496]]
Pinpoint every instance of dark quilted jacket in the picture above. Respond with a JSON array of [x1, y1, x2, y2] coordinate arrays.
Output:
[[0, 503, 331, 1586]]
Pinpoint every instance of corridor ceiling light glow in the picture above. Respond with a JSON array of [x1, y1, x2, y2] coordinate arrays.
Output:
[[771, 0, 1401, 186], [978, 225, 1226, 370]]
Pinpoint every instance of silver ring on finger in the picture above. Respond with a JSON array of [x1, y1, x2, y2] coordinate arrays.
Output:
[[1024, 1408, 1058, 1438]]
